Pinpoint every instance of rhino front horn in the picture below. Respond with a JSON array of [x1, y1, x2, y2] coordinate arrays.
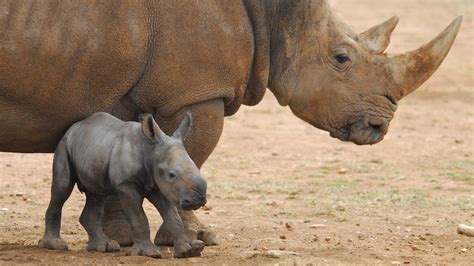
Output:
[[388, 16, 463, 98]]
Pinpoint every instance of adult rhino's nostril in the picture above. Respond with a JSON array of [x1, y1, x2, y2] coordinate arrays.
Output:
[[368, 117, 389, 136]]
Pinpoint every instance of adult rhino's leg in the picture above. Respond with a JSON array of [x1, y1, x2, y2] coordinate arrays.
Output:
[[154, 99, 224, 246]]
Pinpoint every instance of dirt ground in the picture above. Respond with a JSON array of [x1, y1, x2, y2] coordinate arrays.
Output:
[[1, 0, 473, 264]]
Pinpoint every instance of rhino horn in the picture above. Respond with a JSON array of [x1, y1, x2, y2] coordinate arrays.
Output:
[[360, 16, 399, 53], [389, 16, 463, 98]]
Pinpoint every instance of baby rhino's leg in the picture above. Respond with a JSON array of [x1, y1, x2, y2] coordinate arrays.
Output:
[[147, 191, 204, 258], [39, 140, 75, 250], [80, 194, 120, 252], [116, 184, 161, 258]]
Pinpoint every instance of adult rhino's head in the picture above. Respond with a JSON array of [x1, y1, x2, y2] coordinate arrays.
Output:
[[268, 0, 462, 145]]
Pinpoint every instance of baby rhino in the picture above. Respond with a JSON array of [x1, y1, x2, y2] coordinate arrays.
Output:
[[39, 112, 207, 258]]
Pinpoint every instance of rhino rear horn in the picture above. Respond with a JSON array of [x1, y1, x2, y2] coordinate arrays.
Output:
[[359, 16, 399, 54], [389, 16, 463, 98]]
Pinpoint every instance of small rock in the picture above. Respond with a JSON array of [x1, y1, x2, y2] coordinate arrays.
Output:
[[312, 235, 319, 242], [272, 152, 279, 156], [335, 205, 346, 212], [391, 261, 401, 265], [304, 219, 311, 223], [338, 168, 347, 174], [266, 201, 278, 207], [325, 237, 331, 242], [266, 250, 299, 258], [0, 208, 8, 212], [454, 139, 464, 144], [461, 248, 467, 253], [410, 245, 420, 251], [280, 235, 286, 239], [201, 205, 212, 211], [285, 222, 293, 230], [418, 235, 426, 241], [310, 224, 327, 229], [5, 164, 12, 167], [15, 192, 25, 197]]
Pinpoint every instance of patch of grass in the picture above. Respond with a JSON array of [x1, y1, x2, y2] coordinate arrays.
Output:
[[327, 177, 353, 190], [445, 171, 473, 183], [451, 197, 474, 211]]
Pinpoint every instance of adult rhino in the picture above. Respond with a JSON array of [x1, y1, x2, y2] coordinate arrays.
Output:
[[0, 0, 462, 246]]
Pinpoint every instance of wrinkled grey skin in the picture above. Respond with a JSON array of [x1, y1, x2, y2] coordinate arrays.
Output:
[[38, 112, 206, 258]]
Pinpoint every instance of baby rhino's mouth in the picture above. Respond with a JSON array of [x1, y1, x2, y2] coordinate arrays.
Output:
[[179, 194, 207, 210]]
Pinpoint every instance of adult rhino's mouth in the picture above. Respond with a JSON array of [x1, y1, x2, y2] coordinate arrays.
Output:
[[330, 117, 389, 145]]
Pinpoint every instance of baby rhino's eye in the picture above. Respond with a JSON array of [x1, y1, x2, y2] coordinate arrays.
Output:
[[167, 171, 177, 181]]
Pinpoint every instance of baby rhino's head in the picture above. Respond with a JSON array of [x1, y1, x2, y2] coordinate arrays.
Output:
[[140, 112, 207, 211]]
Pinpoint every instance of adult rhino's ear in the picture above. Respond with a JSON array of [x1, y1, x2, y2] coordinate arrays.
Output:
[[359, 16, 399, 54], [139, 113, 165, 142], [173, 111, 193, 141]]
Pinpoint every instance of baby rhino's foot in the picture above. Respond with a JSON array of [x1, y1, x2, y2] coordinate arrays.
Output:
[[87, 239, 121, 253], [129, 244, 161, 258], [38, 236, 68, 250], [174, 240, 205, 258]]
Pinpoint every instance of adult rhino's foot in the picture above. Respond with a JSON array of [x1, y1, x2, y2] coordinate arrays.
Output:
[[154, 210, 218, 246], [102, 196, 133, 246], [38, 236, 68, 250], [87, 239, 120, 253]]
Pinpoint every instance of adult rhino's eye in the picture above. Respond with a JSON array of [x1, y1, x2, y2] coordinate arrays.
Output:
[[334, 54, 350, 64]]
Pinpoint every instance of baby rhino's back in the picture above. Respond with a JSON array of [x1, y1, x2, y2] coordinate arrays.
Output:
[[64, 112, 141, 194]]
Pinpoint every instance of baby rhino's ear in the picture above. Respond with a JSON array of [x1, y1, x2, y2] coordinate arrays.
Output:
[[139, 113, 165, 142], [173, 111, 193, 141]]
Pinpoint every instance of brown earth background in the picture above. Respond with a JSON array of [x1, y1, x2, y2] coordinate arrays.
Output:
[[1, 0, 473, 264]]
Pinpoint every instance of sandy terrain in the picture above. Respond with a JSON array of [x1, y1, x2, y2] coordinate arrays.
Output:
[[1, 0, 473, 264]]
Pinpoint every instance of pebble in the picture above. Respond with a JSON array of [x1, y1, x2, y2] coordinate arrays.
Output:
[[0, 208, 8, 212], [266, 250, 299, 258], [461, 248, 467, 253], [280, 235, 286, 240], [201, 205, 212, 211], [325, 237, 331, 242], [309, 224, 327, 229], [391, 261, 401, 265], [338, 168, 347, 174]]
